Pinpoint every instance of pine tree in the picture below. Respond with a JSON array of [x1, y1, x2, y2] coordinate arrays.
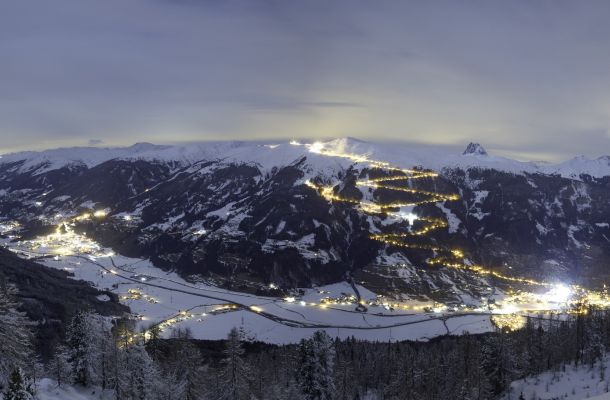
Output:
[[215, 327, 253, 400], [175, 341, 204, 400], [155, 339, 204, 400], [157, 370, 187, 400], [117, 341, 161, 400], [0, 284, 33, 387], [65, 310, 115, 388], [525, 320, 545, 375], [66, 311, 100, 387], [2, 369, 34, 400], [334, 358, 355, 400], [47, 345, 72, 387], [296, 331, 336, 400], [583, 309, 605, 368], [480, 333, 511, 396]]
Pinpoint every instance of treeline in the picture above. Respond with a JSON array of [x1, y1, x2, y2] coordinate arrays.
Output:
[[2, 279, 610, 400]]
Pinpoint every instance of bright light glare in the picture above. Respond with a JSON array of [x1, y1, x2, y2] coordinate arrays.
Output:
[[495, 303, 519, 314], [551, 284, 572, 303], [307, 142, 324, 154], [398, 212, 418, 225]]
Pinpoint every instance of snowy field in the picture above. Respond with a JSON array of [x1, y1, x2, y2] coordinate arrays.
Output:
[[2, 235, 497, 344]]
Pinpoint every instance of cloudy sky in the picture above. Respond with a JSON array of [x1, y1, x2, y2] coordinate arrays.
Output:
[[2, 0, 610, 161]]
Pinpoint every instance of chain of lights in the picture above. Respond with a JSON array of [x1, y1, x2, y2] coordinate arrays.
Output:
[[301, 141, 610, 330]]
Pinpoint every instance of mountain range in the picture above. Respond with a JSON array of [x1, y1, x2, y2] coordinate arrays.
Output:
[[1, 138, 609, 303]]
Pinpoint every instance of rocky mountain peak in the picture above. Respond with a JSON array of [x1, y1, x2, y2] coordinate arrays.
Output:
[[462, 142, 488, 156]]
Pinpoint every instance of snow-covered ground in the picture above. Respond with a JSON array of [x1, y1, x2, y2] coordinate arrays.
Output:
[[2, 231, 498, 344], [36, 379, 112, 400], [505, 358, 610, 400]]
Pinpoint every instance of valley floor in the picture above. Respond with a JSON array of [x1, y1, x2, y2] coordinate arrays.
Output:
[[4, 235, 496, 343]]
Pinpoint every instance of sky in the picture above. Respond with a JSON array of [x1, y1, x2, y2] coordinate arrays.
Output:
[[2, 0, 610, 161]]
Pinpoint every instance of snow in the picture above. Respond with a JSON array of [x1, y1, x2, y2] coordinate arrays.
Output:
[[36, 378, 113, 400], [437, 203, 461, 234], [548, 155, 610, 179], [206, 202, 237, 220], [505, 357, 610, 400], [1, 231, 497, 344], [95, 294, 110, 302], [274, 220, 286, 234], [262, 234, 334, 263], [2, 138, 609, 180], [568, 225, 583, 248], [536, 222, 550, 236]]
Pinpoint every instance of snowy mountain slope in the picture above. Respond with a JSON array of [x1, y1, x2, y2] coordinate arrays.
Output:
[[505, 357, 610, 400], [547, 155, 610, 179], [314, 138, 610, 179], [1, 138, 609, 302], [2, 138, 609, 179], [310, 138, 544, 175]]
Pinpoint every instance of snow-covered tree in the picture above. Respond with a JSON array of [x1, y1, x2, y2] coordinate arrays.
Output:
[[334, 357, 355, 400], [214, 327, 253, 400], [47, 345, 72, 388], [66, 311, 98, 386], [296, 331, 336, 400], [98, 321, 118, 391], [583, 309, 605, 368], [65, 310, 113, 388], [0, 284, 33, 388], [116, 341, 162, 400], [157, 370, 187, 400], [173, 341, 204, 400], [2, 368, 34, 400]]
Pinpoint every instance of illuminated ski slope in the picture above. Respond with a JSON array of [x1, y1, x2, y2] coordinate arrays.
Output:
[[297, 140, 610, 330]]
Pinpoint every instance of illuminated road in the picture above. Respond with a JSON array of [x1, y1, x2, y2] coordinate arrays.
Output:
[[9, 245, 499, 334], [304, 143, 553, 288]]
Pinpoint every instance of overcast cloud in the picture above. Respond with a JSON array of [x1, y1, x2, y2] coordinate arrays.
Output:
[[1, 0, 610, 161]]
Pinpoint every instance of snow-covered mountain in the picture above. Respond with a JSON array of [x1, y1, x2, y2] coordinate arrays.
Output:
[[2, 138, 609, 179], [1, 138, 609, 300], [462, 142, 488, 156]]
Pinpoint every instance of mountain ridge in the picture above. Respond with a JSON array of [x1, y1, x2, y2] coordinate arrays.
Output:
[[2, 138, 610, 179]]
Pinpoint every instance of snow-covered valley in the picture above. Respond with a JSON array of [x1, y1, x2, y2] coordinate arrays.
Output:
[[2, 222, 497, 343]]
